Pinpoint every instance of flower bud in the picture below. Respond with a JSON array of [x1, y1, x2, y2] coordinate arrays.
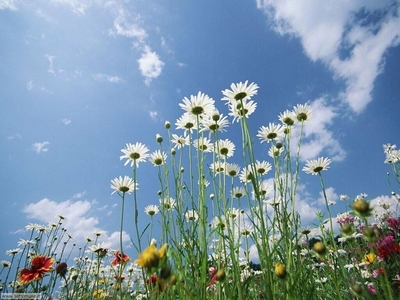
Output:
[[215, 269, 226, 282], [165, 121, 171, 129], [313, 241, 327, 257], [156, 134, 163, 143]]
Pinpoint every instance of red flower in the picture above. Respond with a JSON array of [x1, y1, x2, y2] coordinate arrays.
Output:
[[111, 250, 130, 266], [19, 255, 55, 284]]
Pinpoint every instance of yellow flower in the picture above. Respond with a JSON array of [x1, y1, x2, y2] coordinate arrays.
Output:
[[134, 243, 168, 270], [275, 263, 286, 279], [362, 253, 376, 264], [93, 289, 106, 299]]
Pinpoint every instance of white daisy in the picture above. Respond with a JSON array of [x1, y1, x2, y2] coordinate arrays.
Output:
[[159, 197, 176, 210], [231, 186, 246, 199], [210, 161, 225, 175], [179, 91, 215, 116], [200, 114, 230, 133], [149, 150, 167, 166], [257, 123, 285, 143], [239, 165, 255, 183], [228, 100, 257, 122], [110, 176, 138, 194], [144, 205, 159, 216], [302, 157, 331, 175], [225, 163, 241, 177], [193, 137, 213, 152], [184, 210, 199, 222], [214, 139, 235, 158], [268, 145, 284, 158], [175, 112, 198, 132], [254, 160, 272, 175], [293, 103, 312, 122], [221, 81, 259, 104], [278, 110, 297, 126], [120, 142, 150, 167], [171, 133, 190, 149]]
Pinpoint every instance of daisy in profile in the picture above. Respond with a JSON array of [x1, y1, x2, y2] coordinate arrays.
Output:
[[149, 150, 167, 166], [159, 197, 176, 210], [193, 137, 213, 152], [239, 165, 255, 183], [110, 176, 138, 195], [268, 145, 284, 158], [175, 112, 198, 132], [228, 100, 257, 122], [210, 161, 225, 176], [214, 139, 235, 158], [179, 91, 215, 117], [221, 81, 259, 104], [144, 205, 159, 216], [120, 142, 150, 167], [293, 103, 313, 122], [184, 210, 199, 222], [257, 123, 285, 143], [225, 163, 241, 177], [302, 157, 331, 175]]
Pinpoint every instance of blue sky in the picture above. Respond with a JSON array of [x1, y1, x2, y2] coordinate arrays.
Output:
[[1, 0, 400, 262]]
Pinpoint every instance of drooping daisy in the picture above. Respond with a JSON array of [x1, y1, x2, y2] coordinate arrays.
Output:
[[120, 142, 150, 167], [193, 137, 213, 152], [221, 81, 259, 104], [159, 197, 176, 210], [240, 225, 254, 237], [171, 134, 190, 149], [239, 165, 255, 183], [88, 242, 111, 256], [231, 186, 246, 199], [144, 205, 159, 216], [200, 114, 230, 133], [254, 160, 272, 175], [149, 150, 167, 166], [1, 260, 11, 268], [278, 110, 297, 126], [228, 100, 257, 122], [210, 215, 227, 230], [110, 176, 138, 194], [6, 249, 21, 256], [226, 208, 241, 220], [302, 157, 331, 175], [179, 91, 215, 117], [293, 103, 313, 122], [225, 163, 241, 177], [175, 112, 198, 132], [214, 139, 235, 158], [257, 123, 285, 143], [184, 210, 199, 222]]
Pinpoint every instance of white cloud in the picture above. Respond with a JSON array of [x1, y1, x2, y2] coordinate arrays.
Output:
[[50, 0, 88, 15], [27, 80, 34, 91], [93, 73, 124, 83], [44, 54, 55, 74], [7, 133, 22, 140], [26, 80, 53, 94], [0, 0, 18, 10], [62, 118, 71, 125], [149, 110, 159, 121], [138, 46, 165, 85], [32, 141, 50, 153], [108, 7, 147, 42], [291, 98, 346, 161], [256, 1, 400, 113], [23, 197, 130, 249]]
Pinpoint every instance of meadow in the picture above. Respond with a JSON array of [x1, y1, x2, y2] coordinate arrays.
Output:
[[1, 81, 399, 299]]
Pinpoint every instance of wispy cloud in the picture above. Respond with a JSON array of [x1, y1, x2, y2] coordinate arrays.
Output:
[[0, 0, 18, 10], [93, 73, 124, 83], [108, 7, 147, 42], [26, 80, 53, 94], [7, 133, 22, 140], [44, 54, 55, 74], [32, 141, 50, 153], [256, 1, 400, 113], [62, 118, 71, 125], [50, 0, 88, 15], [148, 110, 159, 121], [138, 46, 165, 85]]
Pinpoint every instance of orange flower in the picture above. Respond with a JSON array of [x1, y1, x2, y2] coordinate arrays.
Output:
[[19, 255, 55, 284], [111, 250, 130, 266]]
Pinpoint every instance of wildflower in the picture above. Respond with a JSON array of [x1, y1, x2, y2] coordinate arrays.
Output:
[[362, 253, 376, 265], [110, 176, 137, 195], [293, 103, 312, 122], [134, 242, 168, 271], [200, 114, 229, 132], [340, 223, 354, 236], [17, 239, 34, 246], [171, 133, 190, 149], [164, 121, 170, 129], [278, 110, 296, 126], [214, 139, 235, 158], [215, 269, 226, 282], [159, 197, 176, 210], [193, 137, 213, 152], [155, 134, 163, 143], [268, 145, 283, 158], [226, 208, 240, 219], [253, 180, 273, 198], [56, 262, 68, 277], [120, 142, 150, 167], [19, 255, 55, 284], [93, 289, 106, 299], [111, 250, 130, 266], [184, 210, 199, 222], [175, 112, 198, 132], [302, 157, 331, 175], [275, 263, 286, 279], [93, 231, 104, 237], [144, 205, 159, 216], [225, 163, 240, 177], [353, 198, 372, 218], [6, 248, 21, 256], [239, 165, 255, 183], [228, 100, 257, 122], [221, 81, 259, 104], [1, 260, 11, 268], [179, 91, 215, 117], [211, 216, 227, 230], [88, 242, 111, 257], [339, 194, 349, 201], [231, 187, 246, 199], [313, 241, 328, 258], [240, 225, 253, 236], [210, 161, 225, 175], [149, 150, 167, 166], [257, 123, 285, 143], [254, 160, 272, 175]]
